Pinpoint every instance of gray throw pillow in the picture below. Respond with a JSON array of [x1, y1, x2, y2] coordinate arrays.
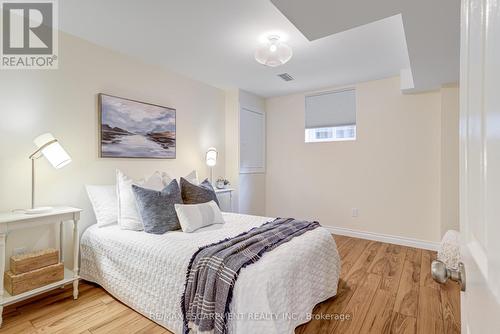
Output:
[[132, 180, 183, 234], [180, 177, 220, 207]]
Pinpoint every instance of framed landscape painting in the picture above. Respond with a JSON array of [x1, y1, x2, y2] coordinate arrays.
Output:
[[99, 94, 176, 158]]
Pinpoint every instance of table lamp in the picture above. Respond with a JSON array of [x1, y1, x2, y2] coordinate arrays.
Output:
[[205, 147, 217, 185], [27, 133, 72, 214]]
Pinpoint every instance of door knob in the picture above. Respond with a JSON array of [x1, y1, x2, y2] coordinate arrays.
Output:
[[431, 260, 466, 291]]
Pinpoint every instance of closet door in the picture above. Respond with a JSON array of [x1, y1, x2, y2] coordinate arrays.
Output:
[[240, 107, 265, 174]]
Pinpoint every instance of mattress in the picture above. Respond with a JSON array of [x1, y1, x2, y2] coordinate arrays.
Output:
[[80, 212, 340, 334]]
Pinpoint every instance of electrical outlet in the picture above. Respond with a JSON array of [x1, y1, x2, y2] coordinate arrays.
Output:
[[352, 208, 359, 218], [13, 247, 27, 256]]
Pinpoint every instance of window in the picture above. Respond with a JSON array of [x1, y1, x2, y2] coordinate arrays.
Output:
[[305, 125, 357, 142], [305, 89, 356, 143]]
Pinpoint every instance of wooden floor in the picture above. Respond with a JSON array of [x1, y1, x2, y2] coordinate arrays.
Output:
[[0, 236, 460, 334], [295, 235, 460, 334]]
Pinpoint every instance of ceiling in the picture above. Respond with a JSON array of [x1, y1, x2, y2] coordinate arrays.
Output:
[[58, 0, 459, 97], [271, 0, 461, 93]]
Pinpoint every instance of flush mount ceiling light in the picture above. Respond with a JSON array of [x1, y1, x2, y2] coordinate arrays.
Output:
[[255, 35, 292, 67]]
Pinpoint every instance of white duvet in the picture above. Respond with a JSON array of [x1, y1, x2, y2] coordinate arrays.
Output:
[[80, 212, 340, 334]]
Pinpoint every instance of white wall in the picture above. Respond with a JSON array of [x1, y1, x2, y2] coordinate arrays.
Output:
[[0, 32, 225, 267], [440, 84, 460, 235], [224, 90, 240, 212], [265, 76, 458, 243]]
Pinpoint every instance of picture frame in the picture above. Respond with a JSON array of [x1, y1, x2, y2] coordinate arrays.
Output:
[[98, 93, 176, 159]]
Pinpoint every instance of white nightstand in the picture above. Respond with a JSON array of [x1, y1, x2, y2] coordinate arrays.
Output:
[[0, 206, 81, 326], [215, 188, 234, 212]]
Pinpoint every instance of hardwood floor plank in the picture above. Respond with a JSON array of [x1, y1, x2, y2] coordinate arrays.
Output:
[[109, 315, 162, 334], [337, 236, 367, 260], [393, 248, 422, 317], [333, 273, 381, 334], [441, 282, 461, 334], [371, 244, 407, 295], [133, 323, 171, 334], [0, 320, 37, 334], [369, 243, 389, 273], [344, 241, 383, 287], [29, 291, 108, 328], [2, 283, 104, 329], [0, 237, 459, 334], [405, 247, 422, 266], [417, 286, 444, 334], [360, 289, 395, 333], [420, 250, 441, 289], [390, 312, 417, 334], [51, 300, 129, 334], [99, 293, 116, 305], [33, 301, 109, 333], [332, 234, 350, 249], [90, 309, 145, 334], [338, 238, 371, 277]]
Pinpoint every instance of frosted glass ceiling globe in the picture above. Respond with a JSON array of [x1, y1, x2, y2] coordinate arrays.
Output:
[[255, 35, 292, 67]]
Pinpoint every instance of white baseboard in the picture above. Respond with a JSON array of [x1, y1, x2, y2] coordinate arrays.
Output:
[[323, 226, 440, 251]]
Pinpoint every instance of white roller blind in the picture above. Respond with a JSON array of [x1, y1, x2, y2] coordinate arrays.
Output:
[[305, 89, 356, 129]]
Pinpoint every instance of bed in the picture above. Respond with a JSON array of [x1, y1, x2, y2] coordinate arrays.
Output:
[[80, 212, 340, 334]]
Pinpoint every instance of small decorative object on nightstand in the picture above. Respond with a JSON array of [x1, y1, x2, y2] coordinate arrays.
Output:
[[215, 178, 230, 189], [0, 207, 81, 327], [215, 188, 234, 212]]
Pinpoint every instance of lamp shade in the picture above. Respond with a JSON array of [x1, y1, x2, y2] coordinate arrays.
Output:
[[206, 147, 217, 167], [33, 133, 72, 169]]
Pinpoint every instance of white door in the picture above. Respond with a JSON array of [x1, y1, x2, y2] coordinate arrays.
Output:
[[460, 0, 500, 333]]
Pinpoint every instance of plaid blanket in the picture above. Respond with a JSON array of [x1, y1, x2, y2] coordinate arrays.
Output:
[[181, 218, 320, 334]]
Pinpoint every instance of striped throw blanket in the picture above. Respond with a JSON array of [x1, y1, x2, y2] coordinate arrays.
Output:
[[181, 218, 320, 334]]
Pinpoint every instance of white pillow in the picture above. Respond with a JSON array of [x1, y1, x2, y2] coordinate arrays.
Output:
[[85, 185, 117, 227], [116, 170, 167, 231], [184, 170, 199, 185], [160, 172, 174, 186], [175, 200, 224, 233]]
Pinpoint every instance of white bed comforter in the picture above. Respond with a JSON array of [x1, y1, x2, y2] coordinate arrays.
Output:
[[80, 213, 340, 334]]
